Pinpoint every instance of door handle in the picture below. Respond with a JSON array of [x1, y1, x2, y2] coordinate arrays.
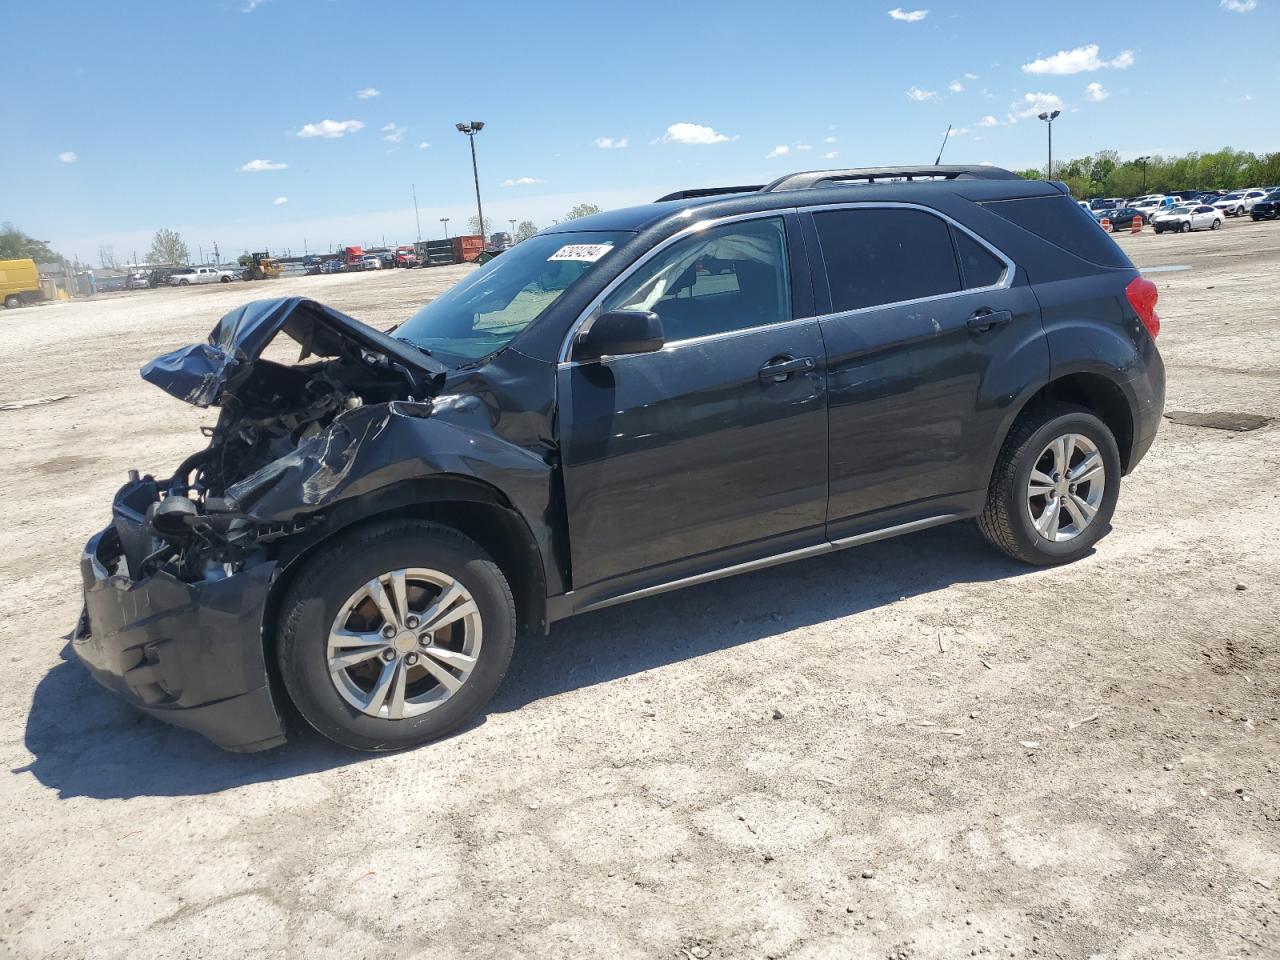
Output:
[[966, 309, 1012, 334], [758, 355, 816, 381]]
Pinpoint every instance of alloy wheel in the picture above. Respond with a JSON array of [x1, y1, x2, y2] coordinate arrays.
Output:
[[1026, 433, 1106, 543], [326, 568, 483, 720]]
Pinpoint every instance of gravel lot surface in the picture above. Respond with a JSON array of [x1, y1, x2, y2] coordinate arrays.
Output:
[[2, 222, 1277, 959]]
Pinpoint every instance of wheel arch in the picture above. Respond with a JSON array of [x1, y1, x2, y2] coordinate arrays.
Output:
[[262, 474, 550, 677], [993, 371, 1136, 476]]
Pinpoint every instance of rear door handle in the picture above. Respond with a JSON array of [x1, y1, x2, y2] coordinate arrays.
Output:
[[966, 309, 1013, 334], [758, 355, 816, 381]]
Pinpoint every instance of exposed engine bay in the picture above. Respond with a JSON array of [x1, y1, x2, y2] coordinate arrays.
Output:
[[105, 297, 447, 584]]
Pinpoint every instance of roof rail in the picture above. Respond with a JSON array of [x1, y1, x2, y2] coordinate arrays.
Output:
[[654, 185, 765, 202], [761, 165, 1022, 192]]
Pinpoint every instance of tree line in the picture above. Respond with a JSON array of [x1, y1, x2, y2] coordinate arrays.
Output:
[[1015, 148, 1280, 200]]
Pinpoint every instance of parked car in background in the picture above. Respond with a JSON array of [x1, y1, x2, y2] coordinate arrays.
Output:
[[73, 163, 1165, 753], [1152, 204, 1223, 233], [1211, 193, 1251, 217], [147, 267, 182, 288], [1087, 197, 1123, 211], [1251, 190, 1280, 221], [486, 232, 514, 254], [169, 266, 235, 286], [319, 259, 346, 274], [1132, 197, 1178, 218], [360, 255, 383, 271], [126, 272, 151, 290], [1095, 207, 1142, 231], [96, 275, 129, 293]]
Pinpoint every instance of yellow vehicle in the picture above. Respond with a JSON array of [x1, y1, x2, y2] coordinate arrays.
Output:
[[1, 258, 41, 309], [241, 251, 282, 281]]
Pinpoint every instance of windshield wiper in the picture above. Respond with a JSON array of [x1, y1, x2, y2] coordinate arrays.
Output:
[[393, 337, 433, 357]]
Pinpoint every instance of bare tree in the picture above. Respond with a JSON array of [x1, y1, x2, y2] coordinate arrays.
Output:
[[466, 214, 496, 237], [147, 228, 189, 266], [514, 220, 538, 242], [98, 244, 119, 270]]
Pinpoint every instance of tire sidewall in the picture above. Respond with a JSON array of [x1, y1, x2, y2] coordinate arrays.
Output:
[[279, 525, 515, 751], [1002, 410, 1122, 563]]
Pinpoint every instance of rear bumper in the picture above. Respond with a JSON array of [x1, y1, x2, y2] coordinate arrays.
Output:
[[72, 527, 286, 752]]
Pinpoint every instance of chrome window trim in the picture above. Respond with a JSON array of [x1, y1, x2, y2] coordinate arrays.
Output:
[[557, 209, 798, 364], [556, 201, 1018, 365]]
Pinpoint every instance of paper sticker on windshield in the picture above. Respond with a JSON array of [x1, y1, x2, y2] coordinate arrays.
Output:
[[548, 243, 613, 263]]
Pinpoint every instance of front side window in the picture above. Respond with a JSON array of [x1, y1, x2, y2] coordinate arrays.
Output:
[[602, 217, 791, 342], [814, 208, 961, 312]]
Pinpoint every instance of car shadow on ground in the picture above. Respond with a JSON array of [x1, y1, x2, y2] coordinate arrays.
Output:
[[18, 521, 1039, 801]]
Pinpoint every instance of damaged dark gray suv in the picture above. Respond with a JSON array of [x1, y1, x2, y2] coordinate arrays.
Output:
[[73, 165, 1165, 752]]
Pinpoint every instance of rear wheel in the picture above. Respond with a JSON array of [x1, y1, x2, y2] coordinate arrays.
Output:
[[1180, 221, 1191, 233], [978, 404, 1121, 566], [220, 275, 231, 283], [178, 279, 189, 286], [1212, 219, 1221, 230], [277, 520, 517, 751]]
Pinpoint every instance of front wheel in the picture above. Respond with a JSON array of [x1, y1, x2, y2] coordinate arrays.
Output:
[[178, 279, 189, 286], [3, 294, 21, 309], [978, 404, 1122, 566], [1180, 221, 1191, 233], [1212, 219, 1221, 230], [277, 520, 517, 752], [220, 275, 231, 283]]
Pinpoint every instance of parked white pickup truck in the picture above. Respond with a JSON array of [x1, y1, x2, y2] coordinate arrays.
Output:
[[168, 266, 235, 286]]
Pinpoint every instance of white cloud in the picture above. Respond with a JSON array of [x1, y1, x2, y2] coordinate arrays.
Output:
[[418, 141, 431, 150], [964, 72, 978, 80], [1220, 0, 1257, 10], [824, 151, 840, 160], [949, 81, 965, 93], [823, 135, 836, 143], [766, 144, 791, 160], [58, 151, 78, 164], [978, 115, 1000, 127], [239, 158, 287, 172], [241, 0, 266, 11], [595, 136, 629, 149], [1022, 44, 1134, 75], [1012, 92, 1065, 119], [907, 85, 938, 102], [381, 122, 406, 143], [888, 7, 928, 21], [297, 119, 364, 139], [661, 122, 731, 144], [502, 177, 543, 187], [948, 127, 970, 137], [273, 196, 288, 205], [355, 87, 380, 99], [1085, 82, 1109, 102], [795, 143, 812, 151]]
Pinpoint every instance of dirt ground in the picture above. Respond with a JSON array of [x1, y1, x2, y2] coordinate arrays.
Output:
[[1, 221, 1277, 960]]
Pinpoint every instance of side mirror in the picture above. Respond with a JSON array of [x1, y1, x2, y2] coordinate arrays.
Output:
[[573, 310, 664, 362]]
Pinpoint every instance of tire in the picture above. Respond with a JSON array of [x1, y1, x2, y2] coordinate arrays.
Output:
[[178, 279, 189, 286], [1212, 219, 1221, 230], [978, 404, 1122, 566], [1180, 221, 1191, 234], [276, 519, 517, 752], [220, 275, 231, 283], [3, 294, 21, 309]]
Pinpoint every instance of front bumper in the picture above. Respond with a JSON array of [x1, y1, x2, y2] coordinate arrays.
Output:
[[72, 526, 286, 752]]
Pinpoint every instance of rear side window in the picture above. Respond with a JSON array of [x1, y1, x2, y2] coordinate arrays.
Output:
[[813, 208, 960, 312], [951, 228, 1006, 289], [981, 195, 1131, 268]]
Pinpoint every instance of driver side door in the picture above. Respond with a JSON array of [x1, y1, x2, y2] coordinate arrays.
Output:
[[557, 214, 829, 605]]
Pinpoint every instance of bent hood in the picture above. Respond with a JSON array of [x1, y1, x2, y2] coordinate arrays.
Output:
[[140, 296, 447, 407]]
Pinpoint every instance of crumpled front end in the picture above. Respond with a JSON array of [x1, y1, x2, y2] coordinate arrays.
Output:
[[73, 297, 453, 750]]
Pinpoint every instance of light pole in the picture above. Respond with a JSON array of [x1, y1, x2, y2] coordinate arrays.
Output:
[[440, 217, 450, 239], [456, 120, 486, 238], [509, 218, 517, 240], [411, 184, 422, 244], [1037, 109, 1061, 180], [1136, 156, 1151, 193]]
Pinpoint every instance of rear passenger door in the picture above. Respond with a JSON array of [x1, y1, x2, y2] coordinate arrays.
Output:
[[806, 205, 1045, 538]]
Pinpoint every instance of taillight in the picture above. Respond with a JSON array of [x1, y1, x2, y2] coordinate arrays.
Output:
[[1126, 275, 1160, 339]]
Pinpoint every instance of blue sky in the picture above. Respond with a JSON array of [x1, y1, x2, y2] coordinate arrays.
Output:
[[5, 0, 1276, 263]]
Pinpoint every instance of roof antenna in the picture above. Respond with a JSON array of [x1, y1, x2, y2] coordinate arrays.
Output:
[[933, 124, 952, 166]]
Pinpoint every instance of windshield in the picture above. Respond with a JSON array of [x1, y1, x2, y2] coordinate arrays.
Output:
[[1221, 194, 1243, 201], [1170, 206, 1191, 214], [395, 230, 628, 365]]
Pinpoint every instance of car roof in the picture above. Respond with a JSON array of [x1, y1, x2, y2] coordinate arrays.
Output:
[[545, 165, 1063, 236]]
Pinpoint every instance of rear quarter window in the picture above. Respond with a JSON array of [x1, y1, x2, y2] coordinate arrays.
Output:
[[980, 195, 1132, 269]]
